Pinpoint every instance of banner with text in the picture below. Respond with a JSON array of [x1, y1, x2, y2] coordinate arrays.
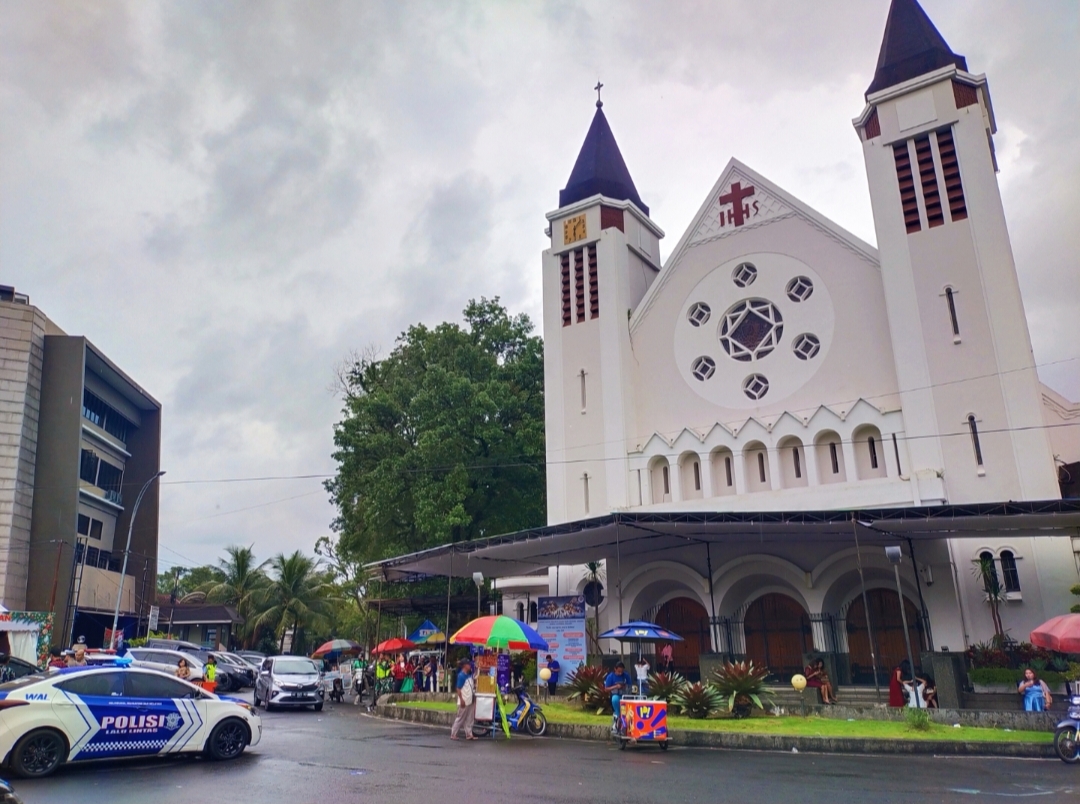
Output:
[[536, 595, 586, 686]]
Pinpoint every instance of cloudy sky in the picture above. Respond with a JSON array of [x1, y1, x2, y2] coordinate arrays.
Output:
[[2, 0, 1077, 574]]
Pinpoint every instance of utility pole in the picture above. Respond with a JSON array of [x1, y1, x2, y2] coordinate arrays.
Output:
[[110, 470, 164, 649]]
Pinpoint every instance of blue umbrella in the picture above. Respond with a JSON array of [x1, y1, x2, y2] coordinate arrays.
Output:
[[599, 621, 684, 642]]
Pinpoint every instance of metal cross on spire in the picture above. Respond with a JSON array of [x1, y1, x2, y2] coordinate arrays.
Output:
[[594, 80, 604, 108]]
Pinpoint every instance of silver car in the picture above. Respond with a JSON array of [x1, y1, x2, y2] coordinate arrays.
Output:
[[253, 656, 324, 711], [126, 648, 206, 681]]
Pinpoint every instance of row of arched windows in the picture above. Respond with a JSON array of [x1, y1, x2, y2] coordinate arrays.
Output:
[[647, 426, 892, 503]]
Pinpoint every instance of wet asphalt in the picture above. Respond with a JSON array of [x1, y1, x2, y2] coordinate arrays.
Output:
[[10, 692, 1079, 804]]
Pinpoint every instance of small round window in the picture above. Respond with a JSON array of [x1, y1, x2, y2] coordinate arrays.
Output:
[[786, 276, 814, 302], [732, 262, 758, 288], [792, 333, 821, 360], [691, 356, 716, 381], [687, 302, 711, 327], [743, 373, 769, 400]]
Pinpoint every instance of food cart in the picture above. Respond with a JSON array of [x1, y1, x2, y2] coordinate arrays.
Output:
[[614, 695, 668, 750]]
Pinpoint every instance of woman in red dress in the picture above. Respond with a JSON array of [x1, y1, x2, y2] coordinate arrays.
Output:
[[888, 661, 908, 707]]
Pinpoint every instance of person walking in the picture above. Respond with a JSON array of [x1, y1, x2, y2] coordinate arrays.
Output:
[[451, 659, 477, 741]]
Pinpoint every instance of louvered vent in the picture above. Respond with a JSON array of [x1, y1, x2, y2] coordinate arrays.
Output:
[[561, 252, 572, 326], [936, 127, 967, 221], [588, 245, 599, 319], [915, 135, 944, 228], [574, 249, 585, 323], [893, 142, 921, 234]]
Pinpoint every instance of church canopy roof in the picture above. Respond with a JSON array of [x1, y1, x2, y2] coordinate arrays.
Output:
[[559, 104, 649, 216], [866, 0, 967, 97], [366, 499, 1080, 581]]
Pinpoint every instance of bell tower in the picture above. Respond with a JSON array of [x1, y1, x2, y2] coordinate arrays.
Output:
[[542, 91, 664, 524], [854, 0, 1059, 503]]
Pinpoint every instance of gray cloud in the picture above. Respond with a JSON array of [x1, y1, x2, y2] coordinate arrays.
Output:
[[1, 0, 1076, 570]]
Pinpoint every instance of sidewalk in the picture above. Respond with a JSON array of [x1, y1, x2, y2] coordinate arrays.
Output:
[[369, 694, 1056, 758]]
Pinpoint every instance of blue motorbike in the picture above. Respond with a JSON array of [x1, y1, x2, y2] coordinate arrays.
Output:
[[1054, 693, 1080, 763], [474, 685, 547, 737]]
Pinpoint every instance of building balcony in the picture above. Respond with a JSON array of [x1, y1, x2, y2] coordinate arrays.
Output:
[[75, 565, 136, 615]]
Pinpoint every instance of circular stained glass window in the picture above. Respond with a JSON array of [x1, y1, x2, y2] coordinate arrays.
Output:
[[792, 333, 821, 360], [786, 276, 814, 302], [719, 299, 784, 361], [732, 262, 758, 288], [691, 356, 716, 381], [687, 302, 711, 327], [743, 374, 769, 400]]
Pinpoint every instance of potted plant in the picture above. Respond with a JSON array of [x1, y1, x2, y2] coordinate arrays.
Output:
[[673, 682, 723, 719], [711, 660, 773, 718]]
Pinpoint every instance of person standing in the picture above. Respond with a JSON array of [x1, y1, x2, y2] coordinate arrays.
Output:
[[451, 659, 477, 741], [888, 662, 908, 708], [544, 654, 560, 696], [175, 657, 191, 680], [634, 656, 650, 697], [47, 647, 66, 669], [203, 655, 218, 693], [660, 643, 673, 673]]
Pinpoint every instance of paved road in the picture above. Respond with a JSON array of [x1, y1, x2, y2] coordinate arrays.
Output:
[[11, 695, 1078, 803]]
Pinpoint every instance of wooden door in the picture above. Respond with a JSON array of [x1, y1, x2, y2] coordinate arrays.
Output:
[[655, 597, 710, 681], [742, 593, 812, 678], [846, 589, 923, 684]]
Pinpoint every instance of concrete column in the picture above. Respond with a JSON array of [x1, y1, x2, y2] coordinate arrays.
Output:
[[732, 451, 747, 495], [842, 439, 859, 483], [768, 448, 783, 491], [804, 443, 821, 486], [699, 455, 714, 499], [667, 458, 682, 502]]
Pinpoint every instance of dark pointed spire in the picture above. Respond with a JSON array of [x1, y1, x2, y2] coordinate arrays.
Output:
[[559, 103, 649, 216], [866, 0, 967, 97]]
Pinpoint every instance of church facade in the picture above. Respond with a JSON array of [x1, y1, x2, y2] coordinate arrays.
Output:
[[530, 0, 1080, 679]]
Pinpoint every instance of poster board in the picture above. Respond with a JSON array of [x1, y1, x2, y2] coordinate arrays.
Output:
[[536, 595, 586, 686]]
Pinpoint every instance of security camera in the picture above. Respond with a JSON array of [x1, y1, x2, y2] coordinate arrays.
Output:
[[884, 546, 903, 565]]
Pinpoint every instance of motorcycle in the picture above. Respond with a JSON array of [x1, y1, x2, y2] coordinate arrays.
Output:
[[1054, 693, 1080, 763], [474, 685, 547, 737]]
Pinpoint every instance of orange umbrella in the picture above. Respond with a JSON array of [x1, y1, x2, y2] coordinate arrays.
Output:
[[373, 637, 416, 654], [1030, 614, 1080, 654]]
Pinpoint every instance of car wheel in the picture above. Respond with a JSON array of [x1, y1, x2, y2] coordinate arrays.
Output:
[[205, 718, 249, 761], [314, 702, 324, 712], [11, 728, 67, 778]]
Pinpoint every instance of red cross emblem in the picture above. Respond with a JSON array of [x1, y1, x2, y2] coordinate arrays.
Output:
[[718, 181, 756, 227]]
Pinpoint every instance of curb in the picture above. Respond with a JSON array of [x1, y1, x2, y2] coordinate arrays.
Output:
[[371, 701, 1055, 758]]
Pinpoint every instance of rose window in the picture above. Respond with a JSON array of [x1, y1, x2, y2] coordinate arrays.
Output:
[[732, 262, 757, 288], [743, 373, 769, 400], [719, 299, 784, 362], [792, 333, 821, 360], [786, 276, 814, 302], [691, 356, 716, 381], [687, 302, 711, 327]]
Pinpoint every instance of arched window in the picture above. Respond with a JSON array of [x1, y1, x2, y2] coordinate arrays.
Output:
[[968, 415, 984, 467], [945, 287, 960, 337], [793, 447, 802, 479], [725, 456, 733, 487], [693, 461, 701, 491], [868, 436, 879, 470], [757, 452, 767, 483], [517, 602, 525, 621], [978, 550, 1001, 593], [663, 465, 670, 495], [829, 442, 840, 475], [529, 602, 538, 622], [1000, 551, 1021, 593]]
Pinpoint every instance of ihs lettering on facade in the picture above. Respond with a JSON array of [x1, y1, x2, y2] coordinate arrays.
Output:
[[718, 180, 759, 227]]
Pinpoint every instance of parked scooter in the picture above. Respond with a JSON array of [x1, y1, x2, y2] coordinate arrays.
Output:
[[474, 685, 547, 737], [1054, 692, 1080, 763]]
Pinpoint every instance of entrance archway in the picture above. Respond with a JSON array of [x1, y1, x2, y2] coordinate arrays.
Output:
[[846, 589, 924, 684], [654, 597, 710, 681], [742, 593, 812, 678]]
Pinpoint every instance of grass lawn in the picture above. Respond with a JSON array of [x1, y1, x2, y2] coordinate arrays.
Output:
[[394, 700, 1051, 743]]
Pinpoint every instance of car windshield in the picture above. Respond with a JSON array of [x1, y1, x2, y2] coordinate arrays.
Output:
[[274, 659, 319, 675], [0, 673, 49, 692]]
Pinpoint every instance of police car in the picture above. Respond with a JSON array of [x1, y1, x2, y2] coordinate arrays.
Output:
[[0, 658, 261, 777]]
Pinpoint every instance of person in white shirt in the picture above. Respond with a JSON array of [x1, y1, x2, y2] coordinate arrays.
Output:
[[634, 657, 651, 697]]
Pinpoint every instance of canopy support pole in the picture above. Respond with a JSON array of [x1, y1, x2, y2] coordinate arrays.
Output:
[[906, 537, 933, 651], [444, 548, 453, 692], [852, 515, 882, 703], [705, 541, 718, 653], [616, 518, 625, 667]]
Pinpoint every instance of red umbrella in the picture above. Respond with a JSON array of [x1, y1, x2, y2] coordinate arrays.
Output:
[[1030, 614, 1080, 654], [373, 637, 416, 655]]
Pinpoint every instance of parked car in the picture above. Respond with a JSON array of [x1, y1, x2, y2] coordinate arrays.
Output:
[[143, 638, 204, 653], [253, 656, 324, 711], [235, 651, 266, 668], [140, 640, 247, 692], [215, 653, 256, 688], [0, 657, 40, 684], [125, 648, 206, 682]]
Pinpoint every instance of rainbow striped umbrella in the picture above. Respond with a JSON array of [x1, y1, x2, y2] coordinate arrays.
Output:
[[450, 615, 549, 651], [311, 639, 363, 658]]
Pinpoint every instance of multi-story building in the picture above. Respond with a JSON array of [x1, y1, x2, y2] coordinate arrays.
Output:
[[0, 286, 161, 648]]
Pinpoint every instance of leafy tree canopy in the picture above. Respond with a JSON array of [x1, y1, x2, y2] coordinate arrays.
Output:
[[156, 565, 225, 599], [325, 298, 545, 566]]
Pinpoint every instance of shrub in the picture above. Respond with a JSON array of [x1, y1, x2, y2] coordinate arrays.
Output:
[[673, 682, 723, 720], [647, 671, 689, 710], [905, 707, 932, 732], [967, 641, 1009, 669], [711, 660, 773, 714], [1070, 583, 1080, 614], [969, 667, 1067, 685], [565, 665, 613, 714]]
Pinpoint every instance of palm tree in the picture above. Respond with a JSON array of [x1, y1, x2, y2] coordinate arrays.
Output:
[[203, 545, 268, 649], [972, 554, 1007, 642], [254, 551, 335, 653]]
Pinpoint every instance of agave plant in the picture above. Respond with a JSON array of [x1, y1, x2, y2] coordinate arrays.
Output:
[[711, 660, 773, 718], [673, 682, 723, 720], [647, 671, 689, 709], [565, 665, 613, 713]]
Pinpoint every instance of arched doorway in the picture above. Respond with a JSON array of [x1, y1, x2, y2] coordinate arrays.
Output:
[[655, 597, 710, 681], [846, 589, 924, 684], [742, 593, 812, 678]]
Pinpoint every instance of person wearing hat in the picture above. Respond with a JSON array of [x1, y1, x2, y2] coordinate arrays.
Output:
[[450, 659, 477, 741]]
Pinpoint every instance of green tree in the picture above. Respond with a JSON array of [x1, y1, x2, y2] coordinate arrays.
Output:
[[202, 545, 268, 649], [254, 551, 336, 653], [972, 555, 1006, 641], [325, 298, 545, 566], [156, 565, 225, 600]]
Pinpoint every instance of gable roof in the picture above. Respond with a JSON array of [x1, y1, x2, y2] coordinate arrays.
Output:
[[629, 158, 878, 337], [559, 104, 649, 215], [866, 0, 967, 97]]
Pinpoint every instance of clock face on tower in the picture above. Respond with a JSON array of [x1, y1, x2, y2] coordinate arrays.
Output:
[[563, 214, 587, 245], [674, 252, 835, 409]]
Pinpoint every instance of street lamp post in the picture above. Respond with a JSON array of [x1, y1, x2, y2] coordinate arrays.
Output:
[[885, 545, 920, 708], [472, 572, 484, 617], [109, 470, 165, 649]]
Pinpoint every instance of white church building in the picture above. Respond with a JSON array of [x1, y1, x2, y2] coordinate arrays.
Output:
[[373, 0, 1080, 685]]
